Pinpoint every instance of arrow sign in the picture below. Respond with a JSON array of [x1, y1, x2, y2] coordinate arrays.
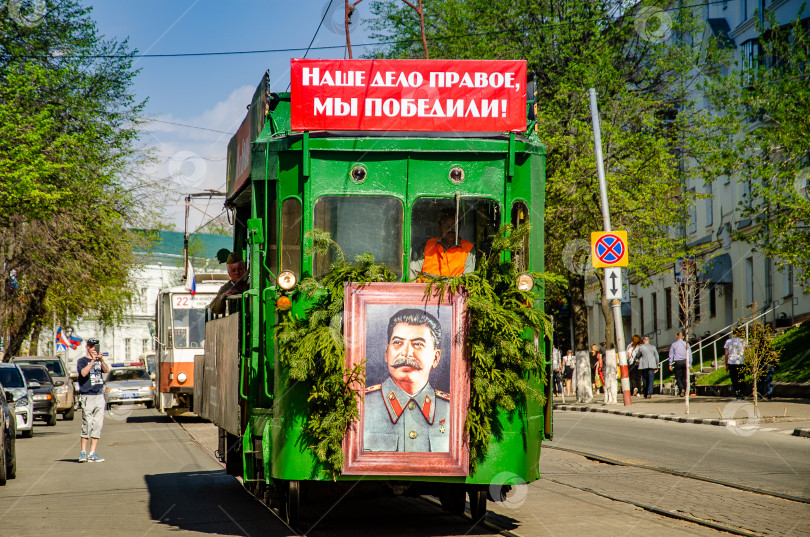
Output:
[[605, 267, 623, 301]]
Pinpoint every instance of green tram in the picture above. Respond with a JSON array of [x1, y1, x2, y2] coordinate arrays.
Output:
[[195, 70, 551, 525]]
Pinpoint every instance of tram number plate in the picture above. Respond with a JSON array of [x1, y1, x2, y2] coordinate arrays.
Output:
[[173, 295, 213, 309]]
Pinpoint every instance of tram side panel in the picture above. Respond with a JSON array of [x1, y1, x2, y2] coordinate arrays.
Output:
[[195, 314, 241, 436]]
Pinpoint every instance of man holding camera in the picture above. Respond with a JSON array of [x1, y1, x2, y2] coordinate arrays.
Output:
[[77, 338, 109, 462]]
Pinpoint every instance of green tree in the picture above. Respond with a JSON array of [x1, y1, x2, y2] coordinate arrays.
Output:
[[368, 0, 720, 349], [702, 12, 810, 290], [0, 1, 158, 360]]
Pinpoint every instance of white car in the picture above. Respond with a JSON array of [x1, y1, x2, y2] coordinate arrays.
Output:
[[0, 364, 35, 438]]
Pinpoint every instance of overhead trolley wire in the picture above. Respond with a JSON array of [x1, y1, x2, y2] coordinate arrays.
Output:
[[18, 0, 735, 60]]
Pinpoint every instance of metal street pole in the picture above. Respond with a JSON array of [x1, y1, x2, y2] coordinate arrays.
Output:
[[589, 88, 631, 406]]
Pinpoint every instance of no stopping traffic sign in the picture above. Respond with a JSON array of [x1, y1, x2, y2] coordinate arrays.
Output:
[[591, 231, 628, 268]]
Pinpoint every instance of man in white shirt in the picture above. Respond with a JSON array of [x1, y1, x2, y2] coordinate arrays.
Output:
[[724, 333, 747, 400]]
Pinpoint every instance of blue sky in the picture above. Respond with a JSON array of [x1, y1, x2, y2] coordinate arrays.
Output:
[[87, 1, 376, 231]]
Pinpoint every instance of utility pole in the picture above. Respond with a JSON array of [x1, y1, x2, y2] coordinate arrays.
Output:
[[589, 88, 631, 406]]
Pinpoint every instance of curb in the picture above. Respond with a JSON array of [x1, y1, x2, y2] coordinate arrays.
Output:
[[553, 404, 810, 437]]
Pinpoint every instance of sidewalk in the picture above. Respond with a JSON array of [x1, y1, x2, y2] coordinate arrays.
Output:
[[553, 393, 810, 437]]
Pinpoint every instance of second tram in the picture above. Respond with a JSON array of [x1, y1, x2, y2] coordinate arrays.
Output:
[[153, 275, 226, 414]]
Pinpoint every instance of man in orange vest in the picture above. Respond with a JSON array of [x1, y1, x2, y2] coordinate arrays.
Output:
[[409, 211, 475, 279]]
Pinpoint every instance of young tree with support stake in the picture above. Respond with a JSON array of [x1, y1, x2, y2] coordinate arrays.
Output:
[[739, 311, 780, 417]]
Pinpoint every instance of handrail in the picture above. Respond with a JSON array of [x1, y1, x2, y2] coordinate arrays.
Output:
[[689, 300, 790, 371], [657, 300, 791, 393], [261, 286, 275, 401]]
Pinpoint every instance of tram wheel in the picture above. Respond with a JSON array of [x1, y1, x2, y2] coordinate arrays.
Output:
[[439, 485, 466, 516], [469, 489, 487, 523], [285, 480, 301, 526]]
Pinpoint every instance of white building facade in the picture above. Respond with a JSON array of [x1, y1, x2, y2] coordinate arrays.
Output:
[[585, 0, 808, 355], [33, 231, 230, 373]]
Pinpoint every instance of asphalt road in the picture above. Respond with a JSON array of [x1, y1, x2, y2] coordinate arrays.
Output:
[[4, 406, 808, 537], [0, 407, 284, 537], [550, 411, 810, 499], [0, 407, 500, 537]]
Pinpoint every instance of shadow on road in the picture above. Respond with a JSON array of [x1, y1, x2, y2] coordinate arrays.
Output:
[[144, 470, 285, 535], [125, 414, 174, 424]]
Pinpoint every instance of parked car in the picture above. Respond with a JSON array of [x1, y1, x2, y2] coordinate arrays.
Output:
[[0, 364, 34, 438], [105, 366, 154, 409], [18, 365, 58, 426], [13, 356, 75, 420], [0, 386, 17, 485]]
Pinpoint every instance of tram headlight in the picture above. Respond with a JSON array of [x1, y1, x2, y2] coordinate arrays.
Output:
[[517, 273, 534, 292], [177, 372, 188, 384], [278, 271, 297, 291]]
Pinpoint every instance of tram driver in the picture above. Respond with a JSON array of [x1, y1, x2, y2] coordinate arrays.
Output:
[[209, 252, 248, 315], [409, 209, 475, 279]]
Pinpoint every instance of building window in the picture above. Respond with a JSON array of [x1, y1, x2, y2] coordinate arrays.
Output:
[[783, 265, 793, 297], [705, 183, 713, 227], [741, 39, 761, 85], [710, 285, 717, 317], [125, 338, 132, 362], [142, 339, 150, 354], [745, 256, 754, 306], [665, 287, 673, 329], [688, 188, 697, 234], [140, 287, 148, 311], [639, 297, 645, 335], [651, 292, 658, 332], [694, 289, 701, 322]]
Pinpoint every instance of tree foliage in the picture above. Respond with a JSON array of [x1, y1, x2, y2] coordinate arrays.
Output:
[[0, 1, 159, 359], [367, 0, 722, 349], [701, 11, 810, 289]]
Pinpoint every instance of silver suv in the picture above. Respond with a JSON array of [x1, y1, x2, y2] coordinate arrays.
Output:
[[0, 364, 35, 438]]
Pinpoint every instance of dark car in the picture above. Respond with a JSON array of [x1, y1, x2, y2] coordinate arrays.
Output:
[[18, 365, 58, 426], [0, 386, 17, 484], [13, 356, 75, 420]]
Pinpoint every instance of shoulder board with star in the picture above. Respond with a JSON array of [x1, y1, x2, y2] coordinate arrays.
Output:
[[435, 389, 450, 401], [365, 384, 381, 393]]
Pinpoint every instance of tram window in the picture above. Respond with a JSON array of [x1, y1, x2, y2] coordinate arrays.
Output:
[[313, 196, 403, 279], [511, 201, 530, 271], [281, 198, 302, 279], [172, 308, 207, 348], [409, 198, 500, 280]]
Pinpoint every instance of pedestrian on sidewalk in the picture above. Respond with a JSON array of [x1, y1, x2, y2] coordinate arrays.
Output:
[[603, 344, 619, 404], [638, 336, 660, 398], [552, 346, 563, 396], [77, 338, 109, 463], [575, 349, 593, 403], [589, 344, 602, 394], [626, 334, 643, 396], [724, 331, 747, 400], [668, 331, 691, 397], [563, 350, 575, 396]]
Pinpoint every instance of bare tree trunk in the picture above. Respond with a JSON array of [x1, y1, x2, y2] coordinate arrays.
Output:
[[600, 277, 616, 348], [569, 273, 589, 352], [28, 322, 42, 356], [3, 288, 46, 361]]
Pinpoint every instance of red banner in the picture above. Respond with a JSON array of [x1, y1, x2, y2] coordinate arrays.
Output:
[[290, 59, 527, 132]]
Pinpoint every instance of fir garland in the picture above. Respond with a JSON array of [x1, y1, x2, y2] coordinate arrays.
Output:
[[275, 225, 555, 477], [422, 224, 554, 467]]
